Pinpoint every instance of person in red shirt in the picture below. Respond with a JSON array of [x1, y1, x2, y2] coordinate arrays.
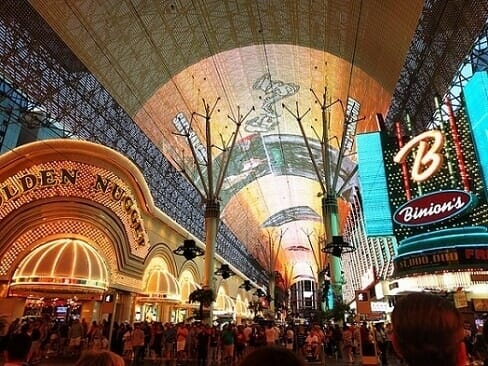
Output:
[[176, 323, 189, 361]]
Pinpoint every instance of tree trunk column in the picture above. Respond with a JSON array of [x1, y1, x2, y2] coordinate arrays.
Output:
[[269, 278, 275, 313], [204, 200, 220, 322], [322, 195, 343, 307]]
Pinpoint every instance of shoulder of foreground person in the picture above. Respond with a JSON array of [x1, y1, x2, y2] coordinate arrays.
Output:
[[238, 346, 306, 366]]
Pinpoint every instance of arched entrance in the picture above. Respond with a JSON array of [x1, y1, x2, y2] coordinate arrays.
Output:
[[9, 238, 109, 322], [174, 270, 201, 323], [136, 258, 180, 323]]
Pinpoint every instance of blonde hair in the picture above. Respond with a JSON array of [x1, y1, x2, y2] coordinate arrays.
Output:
[[75, 350, 125, 366]]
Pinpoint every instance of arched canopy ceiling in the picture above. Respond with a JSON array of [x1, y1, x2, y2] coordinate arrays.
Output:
[[30, 0, 424, 279]]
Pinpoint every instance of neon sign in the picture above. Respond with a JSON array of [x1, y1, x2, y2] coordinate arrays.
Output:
[[393, 130, 445, 182], [0, 166, 147, 246], [393, 190, 475, 226]]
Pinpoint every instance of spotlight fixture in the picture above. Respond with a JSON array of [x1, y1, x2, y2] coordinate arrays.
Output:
[[239, 280, 253, 291], [265, 292, 273, 302], [215, 264, 234, 279], [173, 239, 205, 261], [321, 236, 355, 257], [254, 288, 266, 298], [318, 264, 330, 278]]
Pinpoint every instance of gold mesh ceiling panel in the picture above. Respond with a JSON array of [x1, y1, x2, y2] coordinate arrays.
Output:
[[30, 0, 423, 278]]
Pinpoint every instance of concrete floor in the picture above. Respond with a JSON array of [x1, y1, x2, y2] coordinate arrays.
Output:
[[0, 354, 396, 366]]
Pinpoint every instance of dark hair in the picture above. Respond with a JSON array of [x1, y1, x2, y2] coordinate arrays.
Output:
[[75, 350, 125, 366], [238, 346, 306, 366], [6, 332, 32, 361], [392, 292, 464, 366]]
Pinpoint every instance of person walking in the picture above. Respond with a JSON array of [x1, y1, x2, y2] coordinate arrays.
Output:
[[131, 323, 146, 366], [68, 319, 84, 358], [3, 332, 32, 366]]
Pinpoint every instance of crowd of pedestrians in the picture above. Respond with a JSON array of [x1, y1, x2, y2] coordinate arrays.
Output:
[[1, 303, 487, 366]]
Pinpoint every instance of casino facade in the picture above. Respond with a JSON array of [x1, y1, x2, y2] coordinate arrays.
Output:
[[0, 140, 252, 323]]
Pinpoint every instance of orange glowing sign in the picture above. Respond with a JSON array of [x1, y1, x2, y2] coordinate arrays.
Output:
[[0, 164, 147, 247], [393, 130, 445, 182]]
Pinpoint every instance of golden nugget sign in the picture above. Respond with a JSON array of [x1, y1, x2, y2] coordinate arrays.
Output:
[[0, 167, 146, 246]]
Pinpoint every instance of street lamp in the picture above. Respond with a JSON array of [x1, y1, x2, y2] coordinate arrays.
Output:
[[321, 236, 354, 258], [283, 88, 360, 310], [173, 239, 205, 261], [215, 264, 234, 280]]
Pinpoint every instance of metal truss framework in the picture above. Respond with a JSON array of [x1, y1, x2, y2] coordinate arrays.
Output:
[[385, 0, 488, 132], [0, 3, 268, 285], [446, 22, 488, 113]]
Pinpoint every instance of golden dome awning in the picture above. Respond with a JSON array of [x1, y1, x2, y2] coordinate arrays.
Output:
[[235, 296, 252, 318], [180, 277, 201, 305], [142, 267, 180, 302], [10, 238, 109, 296], [214, 293, 235, 315]]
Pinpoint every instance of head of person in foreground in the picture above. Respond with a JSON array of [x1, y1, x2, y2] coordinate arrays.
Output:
[[391, 292, 467, 366], [238, 346, 306, 366], [75, 350, 125, 366]]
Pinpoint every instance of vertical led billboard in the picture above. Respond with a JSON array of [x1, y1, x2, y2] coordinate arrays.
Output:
[[356, 132, 394, 236], [464, 70, 488, 198]]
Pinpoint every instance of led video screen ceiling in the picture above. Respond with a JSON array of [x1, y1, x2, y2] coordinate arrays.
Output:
[[134, 45, 391, 275]]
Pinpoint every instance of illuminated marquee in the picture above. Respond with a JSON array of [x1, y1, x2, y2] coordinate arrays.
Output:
[[0, 165, 147, 247], [392, 129, 476, 227], [393, 190, 475, 226], [393, 130, 445, 182], [395, 246, 488, 274]]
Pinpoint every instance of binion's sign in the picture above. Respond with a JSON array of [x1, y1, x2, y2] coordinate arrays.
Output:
[[393, 190, 475, 226]]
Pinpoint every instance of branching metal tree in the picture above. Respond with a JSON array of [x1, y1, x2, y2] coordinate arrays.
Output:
[[283, 88, 361, 310], [173, 98, 253, 321], [257, 228, 286, 315]]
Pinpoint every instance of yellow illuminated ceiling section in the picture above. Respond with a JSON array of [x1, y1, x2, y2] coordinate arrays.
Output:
[[135, 45, 391, 277], [24, 0, 423, 280]]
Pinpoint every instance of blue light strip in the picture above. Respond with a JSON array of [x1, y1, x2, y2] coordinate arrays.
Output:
[[356, 132, 394, 236], [464, 71, 488, 198]]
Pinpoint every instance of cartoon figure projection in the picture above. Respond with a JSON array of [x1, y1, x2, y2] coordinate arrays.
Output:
[[245, 73, 299, 133]]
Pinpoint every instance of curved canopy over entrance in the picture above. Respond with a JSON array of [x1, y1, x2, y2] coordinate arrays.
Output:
[[214, 287, 235, 316], [29, 0, 425, 279], [10, 238, 109, 297], [179, 271, 201, 305], [142, 258, 180, 302]]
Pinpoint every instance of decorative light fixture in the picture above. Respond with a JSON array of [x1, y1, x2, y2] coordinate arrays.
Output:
[[173, 239, 205, 261], [254, 288, 266, 298], [239, 280, 253, 291], [321, 236, 355, 257], [215, 264, 234, 279]]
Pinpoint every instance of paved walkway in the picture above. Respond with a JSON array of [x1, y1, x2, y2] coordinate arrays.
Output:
[[0, 355, 393, 366]]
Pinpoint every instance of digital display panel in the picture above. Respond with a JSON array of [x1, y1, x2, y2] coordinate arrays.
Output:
[[464, 70, 488, 199], [133, 45, 392, 274], [356, 132, 394, 236]]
